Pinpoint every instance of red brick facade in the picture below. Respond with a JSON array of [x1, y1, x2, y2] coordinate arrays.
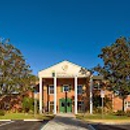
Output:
[[42, 77, 89, 113]]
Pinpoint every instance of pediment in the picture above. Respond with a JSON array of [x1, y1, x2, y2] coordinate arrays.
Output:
[[38, 60, 90, 78]]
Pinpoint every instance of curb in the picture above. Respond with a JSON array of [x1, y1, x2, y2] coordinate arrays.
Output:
[[23, 119, 44, 121], [0, 119, 11, 121], [99, 122, 130, 125], [87, 120, 130, 125], [0, 119, 44, 121], [40, 120, 51, 130]]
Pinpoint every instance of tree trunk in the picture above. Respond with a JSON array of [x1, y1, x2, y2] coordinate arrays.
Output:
[[122, 97, 125, 112]]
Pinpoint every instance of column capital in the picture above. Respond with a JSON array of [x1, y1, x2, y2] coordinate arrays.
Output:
[[52, 71, 57, 78], [75, 74, 78, 77]]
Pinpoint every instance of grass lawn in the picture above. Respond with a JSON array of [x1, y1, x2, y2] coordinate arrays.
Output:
[[76, 113, 130, 123], [0, 113, 54, 120]]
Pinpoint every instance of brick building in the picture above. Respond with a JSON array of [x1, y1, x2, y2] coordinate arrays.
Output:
[[38, 60, 130, 114]]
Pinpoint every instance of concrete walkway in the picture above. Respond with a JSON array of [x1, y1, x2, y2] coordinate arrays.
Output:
[[41, 114, 89, 130]]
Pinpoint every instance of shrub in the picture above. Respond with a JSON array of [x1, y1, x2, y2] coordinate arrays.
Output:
[[22, 97, 39, 113], [22, 97, 34, 113], [115, 110, 125, 116], [126, 110, 130, 117], [93, 107, 102, 114], [0, 110, 5, 116]]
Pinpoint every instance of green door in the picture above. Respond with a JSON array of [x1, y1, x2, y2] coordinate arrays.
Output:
[[67, 98, 72, 113], [59, 98, 72, 113], [60, 98, 65, 113]]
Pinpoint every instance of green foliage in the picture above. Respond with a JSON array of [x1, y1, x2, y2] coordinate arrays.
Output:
[[94, 37, 130, 111], [93, 95, 112, 109], [22, 97, 34, 112], [115, 110, 130, 117], [22, 97, 39, 113], [0, 37, 37, 95], [93, 95, 101, 108], [93, 107, 102, 114], [0, 109, 5, 116], [126, 110, 130, 117], [115, 110, 125, 116]]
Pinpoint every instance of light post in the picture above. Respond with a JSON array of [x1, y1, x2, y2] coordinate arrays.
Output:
[[82, 85, 86, 116]]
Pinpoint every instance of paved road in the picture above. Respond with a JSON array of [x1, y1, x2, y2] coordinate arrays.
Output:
[[93, 124, 130, 130], [42, 114, 89, 130], [0, 120, 48, 130]]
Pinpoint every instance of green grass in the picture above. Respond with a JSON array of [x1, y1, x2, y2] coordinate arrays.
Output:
[[0, 113, 54, 120], [76, 113, 130, 120]]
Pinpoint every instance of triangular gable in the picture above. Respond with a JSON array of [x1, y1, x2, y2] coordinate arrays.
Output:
[[38, 60, 90, 78]]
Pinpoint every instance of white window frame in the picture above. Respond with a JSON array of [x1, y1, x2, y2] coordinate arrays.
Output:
[[94, 82, 101, 90], [77, 85, 82, 95], [63, 84, 69, 92], [78, 101, 84, 106], [49, 101, 54, 112], [77, 101, 84, 112], [49, 85, 54, 95], [128, 101, 130, 108]]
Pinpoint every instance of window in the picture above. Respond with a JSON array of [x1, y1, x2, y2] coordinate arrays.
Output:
[[78, 101, 84, 112], [77, 85, 82, 95], [63, 86, 69, 92], [61, 102, 65, 107], [49, 85, 54, 94], [93, 82, 100, 90], [49, 101, 54, 112]]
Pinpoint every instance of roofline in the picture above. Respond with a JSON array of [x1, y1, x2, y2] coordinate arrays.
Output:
[[38, 60, 89, 74]]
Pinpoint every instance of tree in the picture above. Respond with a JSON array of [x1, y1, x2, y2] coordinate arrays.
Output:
[[0, 37, 37, 95], [94, 37, 130, 111]]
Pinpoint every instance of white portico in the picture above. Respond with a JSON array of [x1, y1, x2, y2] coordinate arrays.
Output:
[[38, 60, 92, 114]]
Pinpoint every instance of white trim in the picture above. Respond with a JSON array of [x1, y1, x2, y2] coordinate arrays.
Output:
[[38, 60, 90, 78], [75, 76, 78, 114], [90, 77, 93, 114], [39, 77, 42, 114], [49, 101, 54, 112], [63, 84, 69, 92], [49, 85, 54, 95], [54, 76, 57, 114], [127, 101, 130, 108]]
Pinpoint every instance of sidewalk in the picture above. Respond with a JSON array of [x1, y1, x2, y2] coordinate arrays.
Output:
[[86, 119, 130, 125], [41, 114, 89, 130]]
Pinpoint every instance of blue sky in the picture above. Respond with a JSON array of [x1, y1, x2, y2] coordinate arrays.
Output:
[[0, 0, 130, 75]]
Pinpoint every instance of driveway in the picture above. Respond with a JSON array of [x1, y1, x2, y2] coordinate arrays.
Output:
[[41, 114, 89, 130]]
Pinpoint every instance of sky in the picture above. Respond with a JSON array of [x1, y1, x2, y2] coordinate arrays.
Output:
[[0, 0, 130, 75]]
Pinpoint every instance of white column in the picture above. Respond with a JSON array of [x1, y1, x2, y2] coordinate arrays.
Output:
[[75, 76, 78, 114], [90, 77, 93, 114], [54, 75, 57, 114], [39, 77, 42, 114]]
